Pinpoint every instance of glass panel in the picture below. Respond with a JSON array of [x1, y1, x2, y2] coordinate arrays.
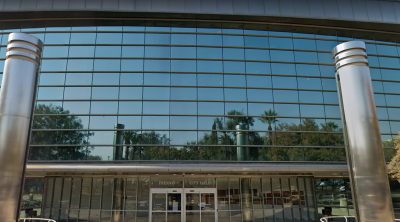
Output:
[[70, 178, 82, 209], [168, 193, 182, 211], [152, 212, 166, 222], [252, 178, 262, 209], [230, 178, 240, 210], [187, 193, 200, 211], [167, 212, 181, 222], [61, 178, 71, 209], [102, 178, 113, 210], [217, 178, 229, 210], [218, 211, 229, 222], [80, 178, 92, 209], [91, 178, 102, 209], [52, 178, 63, 208], [138, 178, 150, 210], [186, 212, 200, 222], [201, 212, 215, 222], [125, 178, 137, 210]]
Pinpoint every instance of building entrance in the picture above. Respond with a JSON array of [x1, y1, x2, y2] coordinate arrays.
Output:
[[150, 188, 217, 222]]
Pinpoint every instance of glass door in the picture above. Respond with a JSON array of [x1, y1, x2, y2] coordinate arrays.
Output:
[[150, 188, 183, 222], [185, 188, 217, 222]]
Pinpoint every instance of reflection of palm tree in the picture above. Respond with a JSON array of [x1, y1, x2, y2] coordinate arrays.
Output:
[[259, 109, 279, 145], [123, 131, 136, 160]]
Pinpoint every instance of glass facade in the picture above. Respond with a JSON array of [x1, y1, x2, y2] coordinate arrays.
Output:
[[40, 176, 316, 222], [1, 21, 394, 162]]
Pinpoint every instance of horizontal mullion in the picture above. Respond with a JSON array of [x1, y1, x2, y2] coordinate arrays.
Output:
[[28, 144, 345, 148], [30, 128, 344, 134]]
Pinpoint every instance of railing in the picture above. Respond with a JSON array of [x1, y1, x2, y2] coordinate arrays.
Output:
[[320, 216, 400, 222], [19, 219, 56, 222]]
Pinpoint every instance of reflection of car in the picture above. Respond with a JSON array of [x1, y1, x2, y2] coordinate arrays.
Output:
[[336, 180, 344, 186], [339, 186, 346, 192]]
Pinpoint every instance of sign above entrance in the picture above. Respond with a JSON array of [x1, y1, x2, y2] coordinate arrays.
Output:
[[184, 178, 216, 188], [150, 177, 216, 188]]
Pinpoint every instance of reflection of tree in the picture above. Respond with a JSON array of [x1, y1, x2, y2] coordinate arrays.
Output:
[[29, 104, 94, 160], [259, 109, 279, 145], [123, 131, 170, 160], [388, 133, 400, 181]]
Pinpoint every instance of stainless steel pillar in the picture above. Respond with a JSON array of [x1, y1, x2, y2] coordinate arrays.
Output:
[[0, 33, 43, 222], [236, 124, 249, 161], [332, 41, 395, 222], [113, 123, 124, 160]]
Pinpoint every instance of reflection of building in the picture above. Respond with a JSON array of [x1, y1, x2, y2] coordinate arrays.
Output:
[[0, 0, 398, 221]]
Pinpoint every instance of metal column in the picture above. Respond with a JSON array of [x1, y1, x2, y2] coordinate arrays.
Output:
[[0, 33, 43, 222], [332, 41, 394, 222], [236, 124, 249, 161], [113, 123, 125, 160]]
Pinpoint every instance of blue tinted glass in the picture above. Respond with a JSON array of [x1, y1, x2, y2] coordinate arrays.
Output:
[[170, 131, 197, 145], [171, 88, 197, 100], [171, 34, 196, 45], [271, 63, 295, 75], [317, 53, 332, 64], [376, 44, 398, 56], [170, 102, 197, 114], [300, 105, 325, 118], [293, 39, 316, 50], [390, 121, 400, 134], [274, 104, 300, 117], [44, 33, 70, 44], [269, 37, 293, 49], [379, 121, 391, 134], [122, 46, 144, 57], [198, 74, 223, 86], [143, 87, 170, 100], [96, 33, 122, 44], [316, 40, 338, 51], [224, 88, 246, 101], [197, 47, 222, 59], [294, 51, 318, 63], [197, 61, 223, 72], [143, 101, 169, 114], [144, 60, 170, 71], [94, 59, 120, 71], [170, 117, 197, 130], [142, 116, 169, 130], [365, 44, 377, 54], [41, 60, 67, 72], [43, 46, 69, 58], [323, 92, 339, 104], [223, 61, 245, 73], [171, 47, 196, 58], [246, 62, 271, 74], [368, 56, 380, 67], [63, 101, 90, 114], [325, 105, 341, 118], [321, 78, 336, 90], [145, 33, 170, 44], [248, 103, 274, 116], [247, 75, 272, 88], [381, 69, 400, 81], [299, 91, 323, 103], [388, 108, 400, 120], [223, 28, 243, 34], [376, 107, 389, 119], [144, 73, 170, 85], [245, 49, 270, 61], [372, 81, 384, 92], [118, 116, 141, 129], [225, 102, 247, 114], [64, 87, 91, 100], [197, 34, 222, 46], [37, 87, 64, 100], [198, 88, 223, 101], [70, 33, 96, 44], [270, 50, 294, 62], [296, 64, 320, 76], [198, 102, 224, 115], [272, 76, 297, 89], [39, 73, 65, 85], [273, 90, 298, 102], [378, 57, 400, 68], [65, 73, 92, 85], [119, 87, 142, 100], [297, 77, 322, 90], [146, 26, 170, 31], [383, 81, 400, 93], [93, 73, 119, 85], [69, 46, 95, 57], [97, 26, 122, 31], [370, 68, 382, 79], [223, 35, 244, 46], [244, 36, 269, 47], [171, 73, 196, 86], [385, 95, 400, 106], [247, 89, 273, 102], [224, 75, 246, 87], [72, 26, 96, 31], [67, 59, 93, 71], [121, 59, 143, 71], [0, 47, 5, 59], [144, 46, 170, 58], [95, 46, 121, 57], [198, 117, 219, 129], [223, 48, 244, 59], [319, 65, 335, 77], [92, 87, 119, 99], [122, 33, 144, 44], [89, 116, 118, 129], [118, 101, 142, 114], [171, 60, 196, 72]]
